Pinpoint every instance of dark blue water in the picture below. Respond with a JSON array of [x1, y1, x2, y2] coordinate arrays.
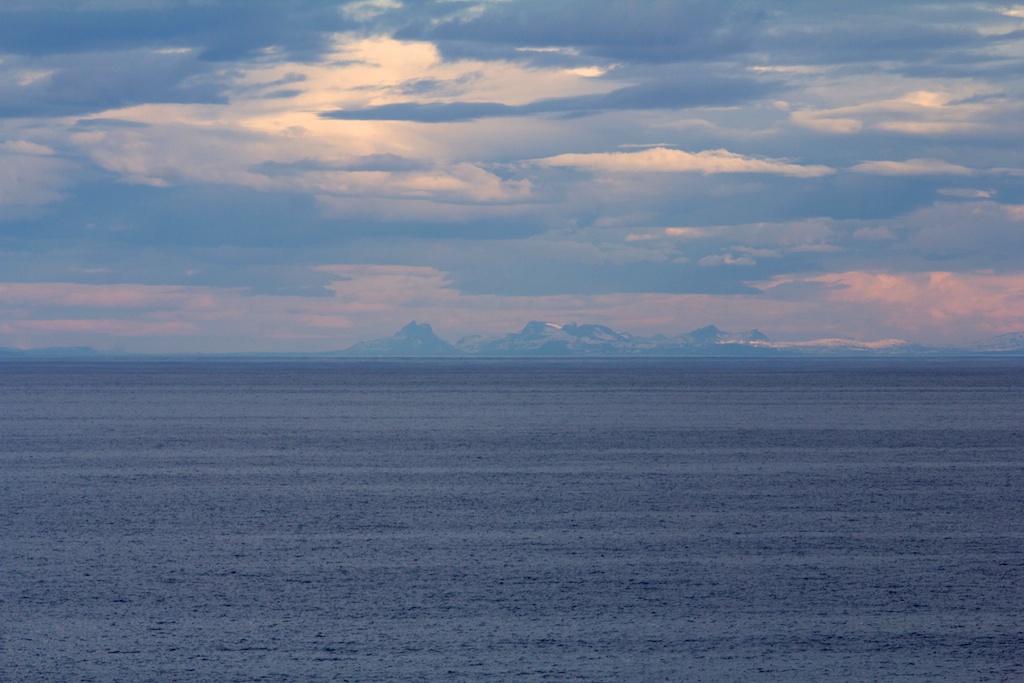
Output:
[[3, 359, 1023, 681]]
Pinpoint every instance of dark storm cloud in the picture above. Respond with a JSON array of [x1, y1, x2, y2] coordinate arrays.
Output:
[[396, 0, 766, 64], [321, 73, 781, 122]]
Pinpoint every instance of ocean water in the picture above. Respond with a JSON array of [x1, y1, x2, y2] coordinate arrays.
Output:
[[2, 358, 1022, 682]]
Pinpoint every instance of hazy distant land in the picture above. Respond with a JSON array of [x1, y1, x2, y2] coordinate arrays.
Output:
[[4, 321, 1024, 358]]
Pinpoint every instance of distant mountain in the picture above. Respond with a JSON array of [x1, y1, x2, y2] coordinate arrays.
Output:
[[652, 325, 772, 355], [333, 325, 1024, 357], [964, 331, 1024, 354], [342, 321, 465, 356], [457, 321, 639, 356], [361, 321, 783, 357], [346, 321, 1024, 357], [759, 338, 931, 355], [680, 325, 769, 346], [11, 324, 1020, 359]]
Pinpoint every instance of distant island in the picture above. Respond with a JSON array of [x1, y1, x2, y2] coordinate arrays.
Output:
[[4, 322, 1024, 358]]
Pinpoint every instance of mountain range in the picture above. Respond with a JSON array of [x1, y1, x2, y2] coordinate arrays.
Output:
[[3, 323, 1023, 358], [340, 321, 1024, 357]]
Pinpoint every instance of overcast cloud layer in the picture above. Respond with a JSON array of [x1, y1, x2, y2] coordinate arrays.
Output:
[[2, 0, 1024, 352]]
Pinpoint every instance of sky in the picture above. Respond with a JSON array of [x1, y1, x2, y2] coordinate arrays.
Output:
[[2, 0, 1024, 352]]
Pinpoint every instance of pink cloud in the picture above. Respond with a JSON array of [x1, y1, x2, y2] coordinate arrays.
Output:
[[17, 319, 198, 336], [759, 270, 1024, 343], [0, 282, 228, 308], [537, 147, 834, 178]]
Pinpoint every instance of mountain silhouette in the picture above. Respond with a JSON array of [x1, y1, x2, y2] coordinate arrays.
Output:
[[343, 321, 464, 356]]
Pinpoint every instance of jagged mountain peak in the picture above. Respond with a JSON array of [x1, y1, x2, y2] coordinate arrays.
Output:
[[519, 321, 562, 338], [561, 323, 632, 341], [683, 325, 768, 346], [344, 321, 463, 356], [396, 320, 437, 339], [687, 325, 725, 344]]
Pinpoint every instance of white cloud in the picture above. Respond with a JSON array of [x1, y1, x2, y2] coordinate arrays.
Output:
[[536, 147, 834, 178], [56, 33, 625, 214], [789, 111, 863, 134], [1, 140, 55, 155], [699, 253, 757, 266], [851, 158, 974, 176], [790, 88, 1005, 136], [664, 227, 718, 239], [622, 226, 721, 242], [0, 150, 72, 212], [938, 188, 993, 199], [624, 219, 835, 250], [852, 226, 895, 241], [341, 0, 402, 22], [4, 5, 1024, 353]]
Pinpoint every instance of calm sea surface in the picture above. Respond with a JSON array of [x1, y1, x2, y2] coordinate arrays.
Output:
[[3, 358, 1023, 681]]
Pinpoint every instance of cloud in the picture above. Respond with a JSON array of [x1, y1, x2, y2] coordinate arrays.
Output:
[[6, 264, 1021, 352], [851, 158, 975, 175], [0, 268, 462, 351], [320, 74, 781, 122], [903, 201, 1024, 260], [0, 2, 390, 119], [0, 2, 352, 61], [789, 111, 864, 134], [762, 21, 985, 66], [0, 280, 339, 351], [280, 163, 533, 205], [252, 154, 430, 175], [322, 100, 518, 123], [937, 188, 994, 199], [396, 0, 766, 64], [2, 2, 1024, 352], [758, 270, 1024, 343], [9, 319, 198, 337], [0, 268, 768, 351], [0, 281, 220, 309], [699, 254, 757, 267], [852, 226, 895, 241], [342, 0, 403, 23], [0, 140, 55, 155], [787, 88, 1012, 137], [0, 142, 74, 213], [0, 49, 228, 118], [535, 147, 834, 178]]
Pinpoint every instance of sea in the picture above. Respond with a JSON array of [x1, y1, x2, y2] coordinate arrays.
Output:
[[2, 358, 1022, 682]]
